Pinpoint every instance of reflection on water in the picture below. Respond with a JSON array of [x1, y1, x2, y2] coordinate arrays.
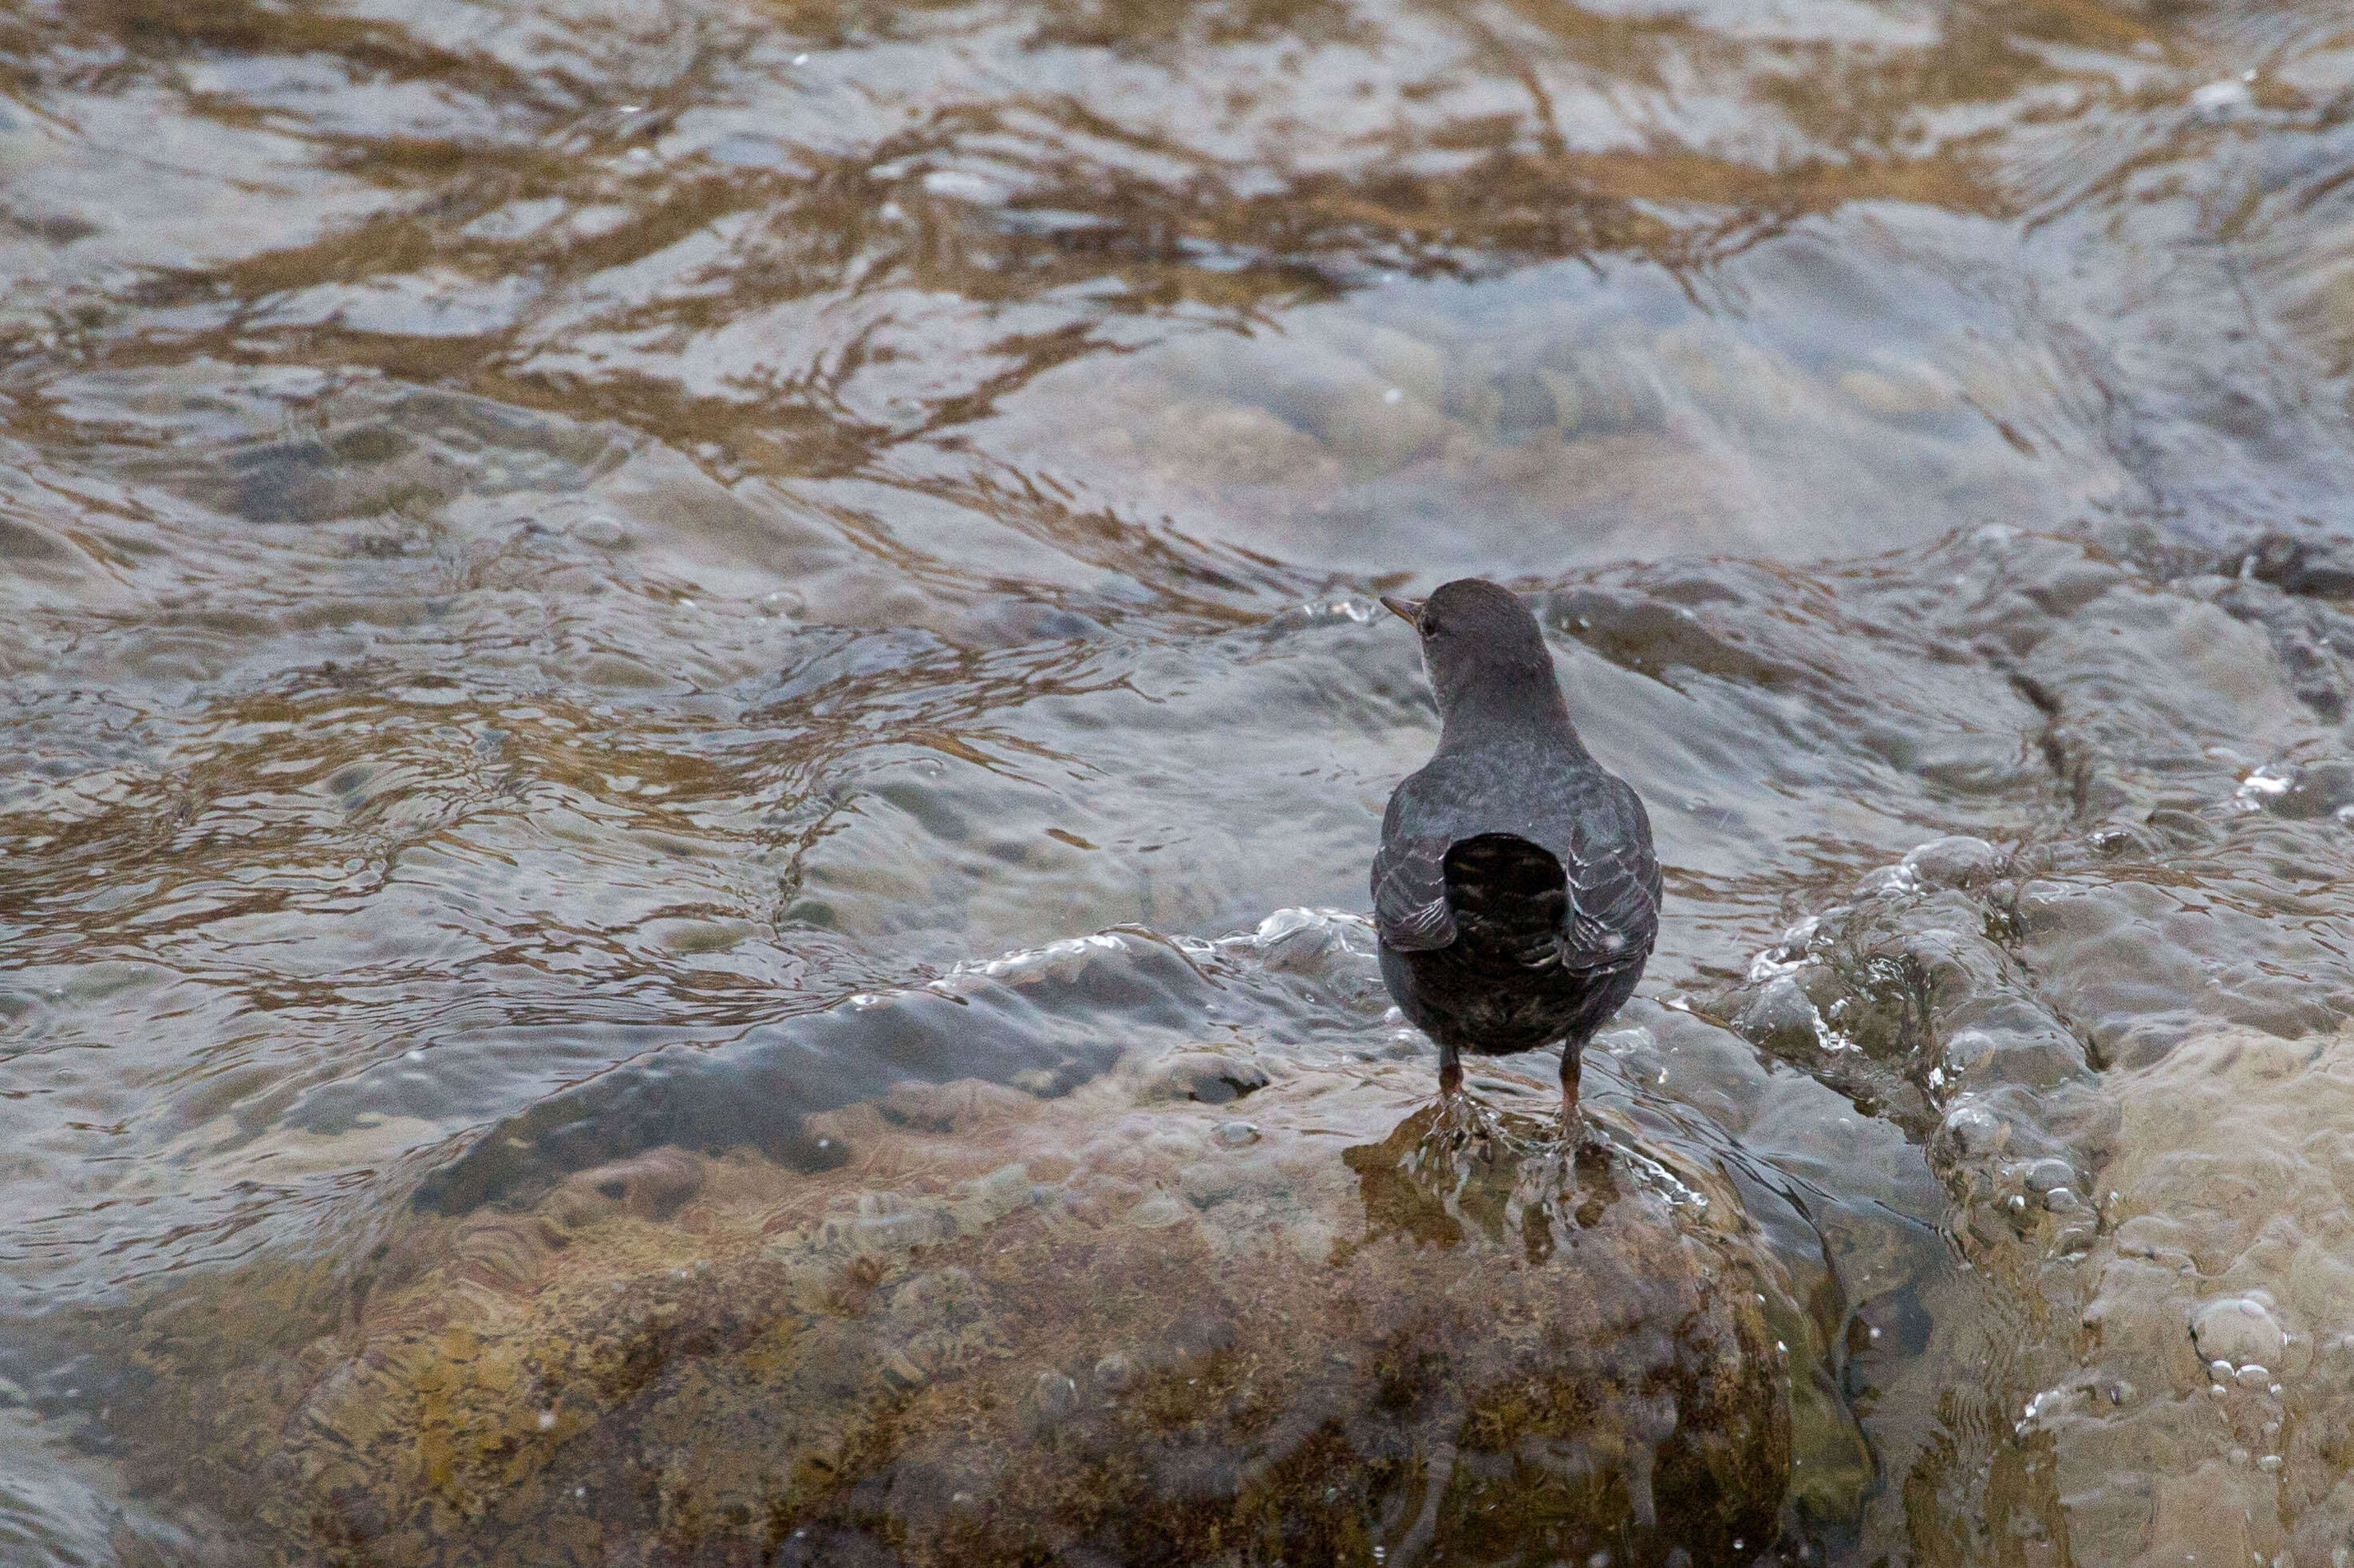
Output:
[[9, 0, 2354, 1558]]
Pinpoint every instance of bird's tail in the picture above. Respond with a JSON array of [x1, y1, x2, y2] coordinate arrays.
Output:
[[1441, 832, 1568, 968]]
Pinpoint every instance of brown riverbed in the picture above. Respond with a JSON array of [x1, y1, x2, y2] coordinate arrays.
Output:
[[7, 0, 2354, 1562]]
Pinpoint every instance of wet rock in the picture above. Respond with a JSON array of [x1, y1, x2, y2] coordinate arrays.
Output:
[[119, 1053, 1796, 1566], [1850, 863, 1914, 900], [2243, 530, 2354, 599], [1481, 369, 1557, 441], [566, 1147, 703, 1220], [2267, 759, 2354, 820], [412, 931, 1211, 1213], [2018, 1026, 2354, 1562], [2017, 583, 2309, 815], [1136, 1049, 1270, 1104], [1143, 398, 1331, 487], [1837, 358, 1960, 419], [2012, 869, 2354, 1053], [1739, 973, 1825, 1053], [568, 514, 627, 549], [2206, 577, 2354, 725]]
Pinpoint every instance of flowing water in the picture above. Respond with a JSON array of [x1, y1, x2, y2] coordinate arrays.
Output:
[[10, 0, 2354, 1561]]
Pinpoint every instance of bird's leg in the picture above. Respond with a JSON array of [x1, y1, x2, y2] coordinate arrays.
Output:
[[1437, 1042, 1463, 1099], [1562, 1042, 1609, 1165]]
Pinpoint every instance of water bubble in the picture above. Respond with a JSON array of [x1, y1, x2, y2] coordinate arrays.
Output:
[[537, 1409, 556, 1430], [1382, 387, 1404, 405], [2194, 1296, 2286, 1366], [921, 169, 1005, 203], [1941, 1102, 2008, 1156], [2233, 766, 2293, 812], [1212, 1121, 1259, 1148], [1900, 835, 2001, 887], [2190, 77, 2253, 114], [1032, 1369, 1080, 1424], [571, 515, 627, 549], [2022, 1159, 2074, 1195]]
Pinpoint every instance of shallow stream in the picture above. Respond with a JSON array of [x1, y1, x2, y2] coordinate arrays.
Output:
[[9, 0, 2354, 1562]]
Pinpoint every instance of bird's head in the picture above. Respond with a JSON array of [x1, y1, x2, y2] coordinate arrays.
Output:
[[1380, 579, 1569, 733]]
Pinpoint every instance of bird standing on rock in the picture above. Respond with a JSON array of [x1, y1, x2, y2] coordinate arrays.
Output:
[[1371, 579, 1661, 1128]]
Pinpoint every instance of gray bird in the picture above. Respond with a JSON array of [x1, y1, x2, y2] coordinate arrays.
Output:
[[1371, 579, 1661, 1124]]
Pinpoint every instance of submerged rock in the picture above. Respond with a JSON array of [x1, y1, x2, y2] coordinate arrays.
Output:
[[2036, 1025, 2354, 1565], [1707, 710, 2354, 1563], [120, 1054, 1795, 1566]]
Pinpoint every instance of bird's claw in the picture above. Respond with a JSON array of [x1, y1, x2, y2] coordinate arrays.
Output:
[[1569, 1115, 1612, 1171]]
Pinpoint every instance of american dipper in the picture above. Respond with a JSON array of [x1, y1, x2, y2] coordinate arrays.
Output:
[[1371, 579, 1661, 1124]]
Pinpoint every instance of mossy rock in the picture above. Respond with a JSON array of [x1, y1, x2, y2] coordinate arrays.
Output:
[[124, 1053, 1792, 1566]]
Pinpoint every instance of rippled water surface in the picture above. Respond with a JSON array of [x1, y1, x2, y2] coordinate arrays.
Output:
[[11, 0, 2354, 1561]]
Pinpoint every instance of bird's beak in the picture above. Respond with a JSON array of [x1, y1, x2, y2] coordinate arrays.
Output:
[[1380, 595, 1424, 626]]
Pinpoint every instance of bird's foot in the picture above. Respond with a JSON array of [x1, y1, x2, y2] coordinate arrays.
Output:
[[1415, 1084, 1515, 1167], [1560, 1088, 1611, 1170], [1426, 1061, 1484, 1133], [1428, 1087, 1491, 1138]]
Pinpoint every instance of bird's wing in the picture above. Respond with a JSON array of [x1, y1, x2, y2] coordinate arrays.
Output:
[[1557, 778, 1660, 975], [1373, 787, 1456, 950], [1373, 835, 1455, 950]]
